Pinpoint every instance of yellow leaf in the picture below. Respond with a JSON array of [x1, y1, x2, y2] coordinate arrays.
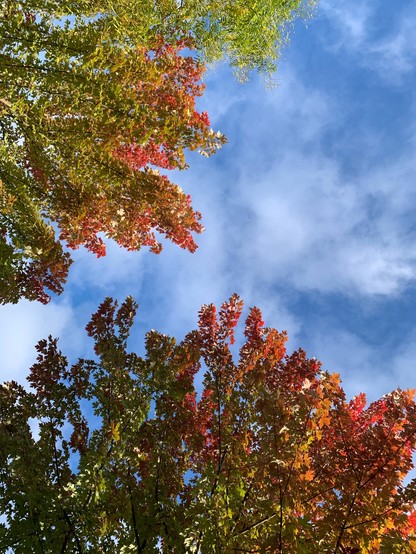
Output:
[[110, 421, 120, 441], [304, 470, 314, 482]]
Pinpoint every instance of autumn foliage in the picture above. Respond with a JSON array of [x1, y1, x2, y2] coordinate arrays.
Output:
[[0, 5, 224, 304], [0, 0, 315, 304], [54, 38, 223, 259], [1, 296, 416, 552]]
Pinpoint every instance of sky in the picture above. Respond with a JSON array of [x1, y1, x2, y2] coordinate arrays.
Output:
[[2, 0, 416, 410]]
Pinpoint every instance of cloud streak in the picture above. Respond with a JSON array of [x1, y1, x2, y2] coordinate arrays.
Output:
[[319, 0, 416, 82]]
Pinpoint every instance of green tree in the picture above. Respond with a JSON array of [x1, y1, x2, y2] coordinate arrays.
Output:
[[1, 296, 416, 552], [113, 0, 317, 78]]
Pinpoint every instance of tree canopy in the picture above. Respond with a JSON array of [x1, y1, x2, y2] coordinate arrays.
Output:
[[0, 0, 314, 304], [107, 0, 317, 78], [0, 4, 225, 304], [1, 296, 416, 552]]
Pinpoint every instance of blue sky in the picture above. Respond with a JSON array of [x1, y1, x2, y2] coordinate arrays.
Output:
[[1, 0, 416, 408]]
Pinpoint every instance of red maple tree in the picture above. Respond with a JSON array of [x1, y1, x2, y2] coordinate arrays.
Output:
[[1, 296, 415, 551]]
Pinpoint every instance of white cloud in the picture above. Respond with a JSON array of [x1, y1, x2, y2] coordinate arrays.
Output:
[[209, 61, 416, 297], [0, 300, 75, 383], [370, 17, 416, 77], [319, 0, 372, 47], [319, 0, 416, 81], [303, 324, 411, 402], [69, 237, 146, 295], [244, 155, 416, 295], [391, 335, 416, 391]]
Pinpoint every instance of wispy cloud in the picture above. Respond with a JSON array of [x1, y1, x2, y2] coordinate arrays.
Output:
[[0, 300, 75, 383], [319, 0, 372, 47], [236, 151, 416, 296], [302, 312, 415, 408], [205, 65, 416, 297], [319, 0, 416, 82]]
